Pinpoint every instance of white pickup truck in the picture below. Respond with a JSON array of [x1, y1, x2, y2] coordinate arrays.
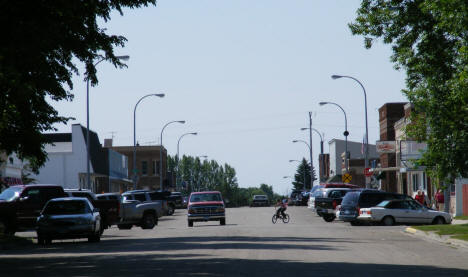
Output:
[[117, 190, 164, 230]]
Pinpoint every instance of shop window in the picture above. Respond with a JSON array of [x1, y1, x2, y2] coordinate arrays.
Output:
[[412, 173, 419, 192], [142, 161, 148, 175]]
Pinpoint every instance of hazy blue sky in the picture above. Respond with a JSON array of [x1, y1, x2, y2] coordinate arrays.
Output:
[[52, 0, 407, 194]]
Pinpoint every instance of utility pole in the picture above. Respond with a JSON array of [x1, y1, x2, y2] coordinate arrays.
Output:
[[308, 112, 315, 188]]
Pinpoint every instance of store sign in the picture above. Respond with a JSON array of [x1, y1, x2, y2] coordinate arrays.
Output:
[[376, 141, 396, 153]]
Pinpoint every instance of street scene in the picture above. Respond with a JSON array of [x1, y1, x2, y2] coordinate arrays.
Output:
[[2, 207, 468, 276], [1, 1, 468, 276]]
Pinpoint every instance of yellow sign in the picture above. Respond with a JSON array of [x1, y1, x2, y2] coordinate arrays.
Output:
[[342, 173, 352, 183]]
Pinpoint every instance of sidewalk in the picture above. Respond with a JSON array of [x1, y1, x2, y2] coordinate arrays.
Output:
[[404, 219, 468, 250]]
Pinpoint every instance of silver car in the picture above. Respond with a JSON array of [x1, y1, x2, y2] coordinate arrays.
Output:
[[358, 199, 452, 226], [36, 197, 101, 244]]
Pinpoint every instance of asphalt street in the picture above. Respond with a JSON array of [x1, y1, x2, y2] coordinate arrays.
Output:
[[3, 206, 468, 276]]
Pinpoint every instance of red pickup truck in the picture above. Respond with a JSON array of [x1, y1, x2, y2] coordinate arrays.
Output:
[[187, 191, 226, 227]]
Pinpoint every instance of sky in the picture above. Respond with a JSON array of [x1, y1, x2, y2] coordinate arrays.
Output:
[[51, 0, 408, 195]]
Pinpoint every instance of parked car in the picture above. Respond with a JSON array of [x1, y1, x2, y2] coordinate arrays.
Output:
[[308, 189, 326, 211], [339, 190, 411, 225], [170, 192, 184, 209], [187, 191, 225, 227], [36, 197, 101, 244], [118, 190, 162, 230], [314, 188, 353, 222], [250, 195, 269, 207], [148, 191, 173, 215], [0, 184, 66, 235], [96, 193, 122, 201], [64, 189, 120, 232], [358, 199, 452, 226]]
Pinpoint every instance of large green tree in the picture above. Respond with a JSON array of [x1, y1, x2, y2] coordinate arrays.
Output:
[[0, 0, 156, 171], [292, 158, 315, 191], [350, 0, 468, 182]]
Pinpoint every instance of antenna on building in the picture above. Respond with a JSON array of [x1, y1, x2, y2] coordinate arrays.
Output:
[[109, 131, 117, 140]]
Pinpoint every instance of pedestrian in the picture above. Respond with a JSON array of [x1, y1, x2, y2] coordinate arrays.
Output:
[[415, 190, 424, 205], [435, 189, 445, 212]]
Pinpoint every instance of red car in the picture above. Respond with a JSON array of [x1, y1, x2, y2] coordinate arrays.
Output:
[[187, 191, 225, 227]]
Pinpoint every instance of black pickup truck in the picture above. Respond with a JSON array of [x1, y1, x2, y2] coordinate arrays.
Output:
[[314, 188, 353, 222], [0, 185, 66, 235]]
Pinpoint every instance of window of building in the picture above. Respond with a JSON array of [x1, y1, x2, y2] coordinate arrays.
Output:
[[141, 161, 148, 175], [422, 172, 427, 190], [156, 161, 161, 175], [412, 173, 419, 192], [152, 161, 156, 175]]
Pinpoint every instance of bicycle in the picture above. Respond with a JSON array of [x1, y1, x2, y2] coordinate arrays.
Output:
[[272, 209, 290, 224]]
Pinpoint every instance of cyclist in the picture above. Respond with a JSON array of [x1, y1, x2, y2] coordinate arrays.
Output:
[[275, 198, 288, 218]]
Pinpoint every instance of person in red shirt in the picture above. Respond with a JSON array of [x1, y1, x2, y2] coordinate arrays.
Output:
[[435, 189, 445, 211], [415, 190, 425, 205], [275, 199, 288, 218]]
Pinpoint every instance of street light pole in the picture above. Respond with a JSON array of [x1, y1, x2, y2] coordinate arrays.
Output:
[[133, 93, 165, 190], [332, 75, 369, 187], [292, 139, 312, 188], [308, 112, 315, 186], [301, 127, 324, 181], [160, 120, 185, 191], [319, 101, 349, 173], [176, 132, 198, 190], [86, 55, 129, 191]]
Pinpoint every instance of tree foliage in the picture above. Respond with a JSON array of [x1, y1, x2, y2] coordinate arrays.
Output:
[[167, 155, 282, 206], [350, 0, 468, 182], [0, 0, 157, 172], [291, 158, 315, 191]]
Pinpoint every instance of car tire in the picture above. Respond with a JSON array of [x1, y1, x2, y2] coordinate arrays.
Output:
[[382, 216, 395, 226], [88, 234, 101, 243], [220, 218, 226, 225], [37, 234, 45, 245], [188, 220, 193, 227], [45, 238, 52, 245], [323, 215, 336, 222], [167, 205, 175, 216], [0, 220, 15, 236], [141, 213, 156, 229], [118, 224, 133, 230], [432, 216, 445, 225]]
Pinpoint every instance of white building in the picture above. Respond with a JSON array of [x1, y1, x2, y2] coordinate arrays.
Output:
[[0, 152, 24, 189], [33, 124, 131, 192], [328, 138, 378, 177]]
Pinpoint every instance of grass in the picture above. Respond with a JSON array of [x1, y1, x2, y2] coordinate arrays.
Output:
[[454, 215, 468, 220], [413, 224, 468, 242]]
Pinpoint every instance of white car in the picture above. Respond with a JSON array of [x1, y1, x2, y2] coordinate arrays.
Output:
[[358, 199, 452, 226]]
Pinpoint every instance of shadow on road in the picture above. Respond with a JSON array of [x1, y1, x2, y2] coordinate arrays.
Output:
[[2, 255, 467, 277]]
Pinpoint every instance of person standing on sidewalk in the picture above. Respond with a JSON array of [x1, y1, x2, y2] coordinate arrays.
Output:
[[415, 190, 425, 205], [435, 189, 445, 211]]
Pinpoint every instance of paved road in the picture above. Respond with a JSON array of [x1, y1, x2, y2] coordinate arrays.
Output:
[[3, 206, 468, 276]]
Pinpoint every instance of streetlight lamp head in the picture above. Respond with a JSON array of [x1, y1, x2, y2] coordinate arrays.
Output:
[[319, 102, 328, 106], [191, 132, 198, 135], [154, 93, 165, 97], [331, 75, 343, 80], [178, 120, 186, 124], [292, 140, 298, 143], [116, 55, 130, 61], [300, 128, 308, 131]]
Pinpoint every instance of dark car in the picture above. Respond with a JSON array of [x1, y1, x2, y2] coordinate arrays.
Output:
[[36, 197, 101, 244], [314, 188, 353, 222], [339, 190, 411, 225], [250, 195, 269, 207]]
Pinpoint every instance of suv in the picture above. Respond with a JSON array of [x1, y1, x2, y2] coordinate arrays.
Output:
[[250, 195, 269, 207], [339, 190, 410, 225], [118, 190, 163, 230], [187, 191, 225, 227]]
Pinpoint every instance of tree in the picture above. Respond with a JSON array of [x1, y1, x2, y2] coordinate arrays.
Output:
[[292, 158, 315, 191], [349, 0, 468, 182], [0, 0, 157, 172]]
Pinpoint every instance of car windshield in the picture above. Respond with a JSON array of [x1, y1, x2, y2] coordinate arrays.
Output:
[[190, 193, 222, 202], [43, 200, 89, 215], [310, 185, 324, 194], [0, 187, 22, 201], [313, 190, 325, 197], [376, 200, 390, 207], [341, 192, 360, 206], [254, 195, 267, 200]]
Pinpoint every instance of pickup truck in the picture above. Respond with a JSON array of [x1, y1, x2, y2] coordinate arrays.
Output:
[[64, 189, 120, 232], [187, 191, 226, 227], [0, 184, 66, 235], [314, 188, 353, 222], [118, 190, 163, 230]]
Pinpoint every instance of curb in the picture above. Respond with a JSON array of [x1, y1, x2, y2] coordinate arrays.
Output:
[[404, 227, 468, 250]]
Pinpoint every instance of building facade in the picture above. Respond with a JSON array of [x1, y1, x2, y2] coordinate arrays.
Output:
[[0, 152, 24, 190], [33, 124, 132, 192]]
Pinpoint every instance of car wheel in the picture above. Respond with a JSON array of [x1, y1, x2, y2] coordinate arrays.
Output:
[[323, 215, 336, 222], [382, 216, 395, 226], [432, 217, 445, 225], [167, 205, 175, 216], [220, 218, 226, 225], [118, 224, 133, 230], [141, 213, 156, 229], [0, 220, 15, 236], [188, 220, 193, 227], [37, 234, 45, 245], [45, 238, 52, 245], [88, 234, 101, 243]]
